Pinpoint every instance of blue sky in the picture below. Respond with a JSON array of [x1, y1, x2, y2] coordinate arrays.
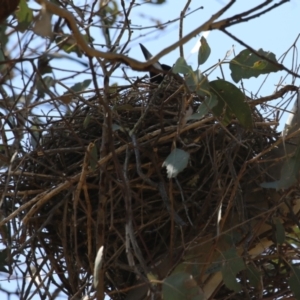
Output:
[[130, 0, 299, 96], [124, 0, 300, 129]]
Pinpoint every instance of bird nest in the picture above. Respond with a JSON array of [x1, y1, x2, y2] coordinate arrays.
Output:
[[3, 80, 300, 299]]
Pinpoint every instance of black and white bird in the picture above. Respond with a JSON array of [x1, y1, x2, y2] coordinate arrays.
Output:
[[139, 43, 172, 84]]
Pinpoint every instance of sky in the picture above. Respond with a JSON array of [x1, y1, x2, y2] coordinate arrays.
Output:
[[1, 0, 300, 299], [129, 0, 299, 101]]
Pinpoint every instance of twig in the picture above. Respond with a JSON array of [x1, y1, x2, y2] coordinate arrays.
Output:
[[35, 0, 234, 71], [132, 134, 186, 226], [179, 0, 192, 58], [175, 177, 193, 226], [250, 85, 298, 105]]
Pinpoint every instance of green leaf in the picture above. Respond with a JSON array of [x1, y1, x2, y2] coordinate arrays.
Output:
[[229, 49, 282, 83], [112, 124, 121, 131], [0, 249, 9, 273], [274, 217, 285, 244], [209, 80, 252, 129], [83, 115, 91, 129], [162, 148, 190, 178], [185, 70, 210, 98], [69, 79, 91, 93], [198, 36, 211, 65], [288, 266, 300, 299], [173, 57, 193, 75], [0, 25, 8, 46], [162, 272, 204, 300], [246, 265, 261, 288], [261, 144, 300, 190], [38, 57, 52, 75], [221, 248, 246, 292], [55, 35, 93, 57], [280, 154, 300, 188], [0, 145, 10, 168], [15, 0, 33, 32], [36, 76, 54, 97], [187, 94, 218, 121]]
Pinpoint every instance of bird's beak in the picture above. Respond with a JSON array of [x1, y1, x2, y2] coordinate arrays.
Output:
[[139, 43, 163, 71]]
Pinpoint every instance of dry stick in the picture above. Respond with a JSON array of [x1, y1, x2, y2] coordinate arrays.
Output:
[[15, 200, 66, 255], [98, 75, 151, 285], [27, 256, 49, 298], [5, 115, 262, 228], [14, 175, 80, 226], [130, 85, 160, 136], [250, 85, 298, 105], [132, 134, 186, 226], [14, 113, 283, 228], [179, 0, 193, 58], [118, 0, 134, 55], [73, 143, 93, 271], [122, 146, 135, 264], [35, 0, 290, 76], [249, 128, 300, 163], [38, 233, 73, 293], [96, 75, 111, 300], [175, 177, 193, 226], [0, 151, 18, 209], [61, 197, 74, 291], [101, 117, 215, 168], [123, 144, 149, 283], [84, 175, 93, 273]]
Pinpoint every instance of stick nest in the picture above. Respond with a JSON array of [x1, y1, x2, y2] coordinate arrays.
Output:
[[4, 79, 300, 299]]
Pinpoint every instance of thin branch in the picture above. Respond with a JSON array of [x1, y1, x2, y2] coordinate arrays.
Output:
[[36, 0, 290, 78], [222, 28, 300, 79], [251, 85, 299, 105], [35, 0, 235, 71], [179, 0, 192, 58]]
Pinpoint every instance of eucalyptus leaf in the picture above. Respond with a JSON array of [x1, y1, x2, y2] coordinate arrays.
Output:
[[198, 36, 211, 65], [209, 80, 252, 129], [173, 57, 193, 75], [69, 79, 91, 93], [185, 70, 210, 98], [162, 272, 204, 300], [288, 266, 300, 299], [15, 0, 33, 31], [261, 147, 300, 190], [246, 265, 261, 288], [162, 148, 190, 178], [230, 49, 282, 83], [187, 94, 218, 120], [221, 248, 246, 292], [274, 217, 285, 244]]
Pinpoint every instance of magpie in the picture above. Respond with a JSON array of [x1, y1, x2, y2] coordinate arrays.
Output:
[[139, 43, 172, 84]]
